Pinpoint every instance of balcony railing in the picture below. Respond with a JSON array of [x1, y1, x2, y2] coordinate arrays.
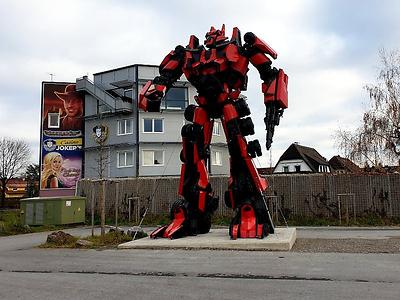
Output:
[[76, 76, 133, 113]]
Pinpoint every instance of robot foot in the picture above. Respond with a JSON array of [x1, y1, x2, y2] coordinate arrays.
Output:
[[229, 203, 270, 239], [150, 204, 188, 239], [150, 200, 214, 239]]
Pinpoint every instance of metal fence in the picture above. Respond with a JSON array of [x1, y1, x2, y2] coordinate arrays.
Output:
[[76, 173, 400, 220]]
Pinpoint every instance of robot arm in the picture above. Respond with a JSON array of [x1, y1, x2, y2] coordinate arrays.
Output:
[[139, 45, 186, 112], [244, 32, 288, 149]]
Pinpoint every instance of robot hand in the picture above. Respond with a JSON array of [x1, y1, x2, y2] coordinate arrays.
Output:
[[264, 102, 284, 150], [262, 69, 288, 150], [138, 79, 167, 112]]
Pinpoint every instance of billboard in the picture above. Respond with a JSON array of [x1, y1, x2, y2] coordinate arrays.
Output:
[[40, 82, 84, 191]]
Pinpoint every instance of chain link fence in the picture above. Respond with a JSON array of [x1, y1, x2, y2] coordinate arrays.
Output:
[[76, 174, 400, 221]]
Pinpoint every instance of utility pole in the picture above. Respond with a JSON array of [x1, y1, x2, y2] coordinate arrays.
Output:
[[269, 148, 273, 168]]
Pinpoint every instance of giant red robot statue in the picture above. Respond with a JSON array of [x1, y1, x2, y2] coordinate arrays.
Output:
[[139, 25, 288, 239]]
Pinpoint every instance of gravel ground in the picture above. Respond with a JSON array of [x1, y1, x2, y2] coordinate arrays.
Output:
[[292, 237, 400, 253]]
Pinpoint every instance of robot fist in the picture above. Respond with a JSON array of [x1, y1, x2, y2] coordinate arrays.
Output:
[[139, 80, 166, 112]]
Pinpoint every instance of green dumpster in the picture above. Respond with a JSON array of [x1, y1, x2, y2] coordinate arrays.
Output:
[[20, 196, 86, 225]]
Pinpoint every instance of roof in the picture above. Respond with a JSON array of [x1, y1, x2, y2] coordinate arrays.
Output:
[[363, 165, 400, 174], [276, 143, 329, 172], [257, 167, 274, 175], [93, 64, 158, 76], [328, 155, 363, 174]]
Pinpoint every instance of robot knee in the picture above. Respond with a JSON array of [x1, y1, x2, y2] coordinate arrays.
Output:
[[181, 123, 203, 139], [184, 105, 197, 122], [184, 105, 209, 125], [233, 97, 251, 117], [239, 117, 255, 136]]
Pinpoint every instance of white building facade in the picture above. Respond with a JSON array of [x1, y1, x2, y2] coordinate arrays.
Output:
[[78, 64, 229, 178]]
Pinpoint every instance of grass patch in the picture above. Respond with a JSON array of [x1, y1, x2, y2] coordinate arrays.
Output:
[[86, 212, 400, 228], [85, 213, 171, 227], [139, 213, 170, 226], [210, 214, 400, 227], [40, 232, 133, 249], [283, 214, 400, 227], [0, 210, 31, 236], [285, 215, 340, 227], [212, 215, 231, 226], [0, 210, 81, 236], [85, 232, 133, 247]]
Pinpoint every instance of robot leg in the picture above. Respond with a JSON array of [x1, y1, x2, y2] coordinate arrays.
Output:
[[150, 106, 218, 239], [222, 102, 274, 239]]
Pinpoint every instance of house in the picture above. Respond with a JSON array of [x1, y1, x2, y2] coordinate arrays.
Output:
[[5, 178, 27, 199], [1, 178, 28, 208], [328, 155, 363, 174], [273, 143, 331, 174], [363, 164, 400, 174], [257, 167, 274, 175]]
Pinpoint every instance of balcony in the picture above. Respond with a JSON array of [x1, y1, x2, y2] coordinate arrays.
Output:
[[76, 76, 133, 114]]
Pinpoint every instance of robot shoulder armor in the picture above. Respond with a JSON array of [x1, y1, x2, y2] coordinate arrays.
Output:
[[225, 43, 240, 62]]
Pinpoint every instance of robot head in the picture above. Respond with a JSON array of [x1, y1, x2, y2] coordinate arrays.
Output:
[[205, 24, 227, 48]]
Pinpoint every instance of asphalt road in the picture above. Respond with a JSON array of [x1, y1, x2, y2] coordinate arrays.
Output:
[[1, 227, 400, 300]]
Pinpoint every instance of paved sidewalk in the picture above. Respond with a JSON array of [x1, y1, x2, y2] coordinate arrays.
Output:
[[296, 226, 400, 239], [2, 225, 400, 252]]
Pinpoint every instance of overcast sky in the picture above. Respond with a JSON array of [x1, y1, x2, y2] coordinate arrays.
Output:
[[1, 0, 399, 167]]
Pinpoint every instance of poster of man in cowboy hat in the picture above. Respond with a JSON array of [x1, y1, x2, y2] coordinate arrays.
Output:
[[54, 84, 84, 131], [42, 83, 84, 132], [40, 82, 84, 191]]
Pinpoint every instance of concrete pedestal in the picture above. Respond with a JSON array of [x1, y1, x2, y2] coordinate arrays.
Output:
[[119, 227, 296, 251]]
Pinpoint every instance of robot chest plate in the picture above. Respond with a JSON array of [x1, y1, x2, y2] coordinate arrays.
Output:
[[187, 48, 228, 75]]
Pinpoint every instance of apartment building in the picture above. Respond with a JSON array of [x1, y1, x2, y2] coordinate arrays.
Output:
[[77, 64, 229, 179]]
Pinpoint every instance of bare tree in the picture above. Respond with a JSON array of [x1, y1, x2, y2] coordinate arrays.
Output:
[[91, 116, 110, 236], [335, 49, 400, 167], [25, 163, 40, 198], [94, 141, 110, 179], [0, 137, 31, 207], [91, 112, 110, 179]]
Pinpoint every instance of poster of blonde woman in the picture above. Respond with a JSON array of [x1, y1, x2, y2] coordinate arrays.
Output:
[[41, 152, 64, 189], [40, 138, 83, 190]]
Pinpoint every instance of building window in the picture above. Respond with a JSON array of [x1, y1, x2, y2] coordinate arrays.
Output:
[[48, 113, 60, 128], [161, 87, 188, 110], [117, 151, 134, 168], [295, 165, 301, 172], [213, 122, 221, 136], [117, 119, 133, 135], [211, 150, 222, 166], [143, 118, 163, 133], [283, 166, 289, 172], [319, 165, 329, 172], [142, 150, 164, 166]]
